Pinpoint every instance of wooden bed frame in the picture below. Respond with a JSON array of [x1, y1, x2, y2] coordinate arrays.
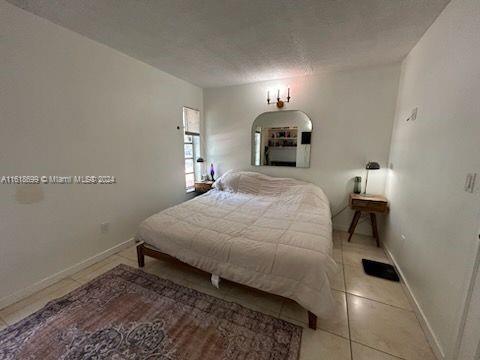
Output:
[[136, 242, 317, 330]]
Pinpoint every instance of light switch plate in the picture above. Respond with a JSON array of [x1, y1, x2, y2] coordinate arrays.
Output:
[[411, 107, 418, 121], [464, 173, 477, 193], [406, 107, 418, 122]]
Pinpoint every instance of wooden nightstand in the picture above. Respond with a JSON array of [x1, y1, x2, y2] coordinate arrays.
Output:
[[194, 181, 214, 194], [348, 193, 388, 247]]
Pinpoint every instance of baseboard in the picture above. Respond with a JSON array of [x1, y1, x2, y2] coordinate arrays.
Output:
[[0, 237, 135, 310], [383, 244, 445, 360]]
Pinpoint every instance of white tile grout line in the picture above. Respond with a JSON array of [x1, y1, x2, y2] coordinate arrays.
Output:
[[344, 292, 413, 312], [340, 235, 354, 360], [1, 231, 415, 359], [0, 255, 129, 314], [339, 234, 419, 360], [350, 341, 406, 359], [277, 311, 352, 343], [68, 278, 84, 286]]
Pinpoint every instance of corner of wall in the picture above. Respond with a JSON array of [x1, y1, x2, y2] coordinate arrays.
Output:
[[383, 244, 445, 359]]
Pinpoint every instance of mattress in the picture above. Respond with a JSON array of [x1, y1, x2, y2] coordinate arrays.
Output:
[[136, 170, 337, 317]]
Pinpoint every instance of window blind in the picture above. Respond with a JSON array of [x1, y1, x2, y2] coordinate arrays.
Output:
[[183, 107, 200, 135]]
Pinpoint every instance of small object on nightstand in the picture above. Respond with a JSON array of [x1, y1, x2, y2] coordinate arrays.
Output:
[[348, 193, 388, 247], [194, 181, 213, 195], [353, 176, 362, 194], [210, 163, 215, 181]]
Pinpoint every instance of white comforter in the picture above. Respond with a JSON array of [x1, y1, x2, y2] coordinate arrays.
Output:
[[137, 170, 337, 317]]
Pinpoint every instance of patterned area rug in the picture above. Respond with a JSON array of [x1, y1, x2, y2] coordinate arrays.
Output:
[[0, 264, 302, 359]]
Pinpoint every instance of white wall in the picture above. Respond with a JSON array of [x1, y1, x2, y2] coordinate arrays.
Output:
[[205, 64, 401, 232], [0, 1, 203, 304], [384, 0, 480, 358]]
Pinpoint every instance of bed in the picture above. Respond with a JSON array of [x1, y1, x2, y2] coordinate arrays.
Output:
[[136, 170, 338, 329]]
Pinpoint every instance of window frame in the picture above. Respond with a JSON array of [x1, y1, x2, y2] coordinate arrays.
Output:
[[183, 107, 201, 192], [184, 133, 198, 192]]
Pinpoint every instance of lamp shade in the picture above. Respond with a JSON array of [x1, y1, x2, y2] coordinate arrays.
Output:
[[196, 157, 205, 163], [366, 161, 380, 170]]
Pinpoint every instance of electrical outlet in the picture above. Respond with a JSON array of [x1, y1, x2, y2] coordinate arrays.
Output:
[[101, 222, 110, 234]]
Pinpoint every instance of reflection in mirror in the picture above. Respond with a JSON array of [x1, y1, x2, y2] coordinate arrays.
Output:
[[251, 110, 312, 168]]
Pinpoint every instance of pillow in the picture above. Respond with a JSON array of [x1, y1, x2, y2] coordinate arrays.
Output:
[[213, 169, 241, 192]]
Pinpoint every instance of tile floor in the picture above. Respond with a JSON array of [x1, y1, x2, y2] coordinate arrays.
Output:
[[0, 231, 436, 360]]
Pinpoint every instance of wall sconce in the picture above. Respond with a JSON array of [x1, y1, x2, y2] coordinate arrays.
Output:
[[267, 88, 290, 108]]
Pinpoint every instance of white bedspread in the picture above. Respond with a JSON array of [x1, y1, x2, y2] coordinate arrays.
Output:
[[137, 170, 337, 317]]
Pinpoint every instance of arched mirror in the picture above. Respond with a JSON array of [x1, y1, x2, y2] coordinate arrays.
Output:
[[251, 110, 312, 168]]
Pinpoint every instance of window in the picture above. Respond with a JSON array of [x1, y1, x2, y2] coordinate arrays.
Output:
[[254, 130, 261, 166], [183, 107, 201, 191]]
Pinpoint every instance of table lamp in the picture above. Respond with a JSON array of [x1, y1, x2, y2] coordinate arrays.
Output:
[[196, 157, 205, 180], [363, 161, 380, 195]]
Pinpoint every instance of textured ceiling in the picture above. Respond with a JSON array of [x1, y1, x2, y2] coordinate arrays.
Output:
[[8, 0, 450, 88]]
